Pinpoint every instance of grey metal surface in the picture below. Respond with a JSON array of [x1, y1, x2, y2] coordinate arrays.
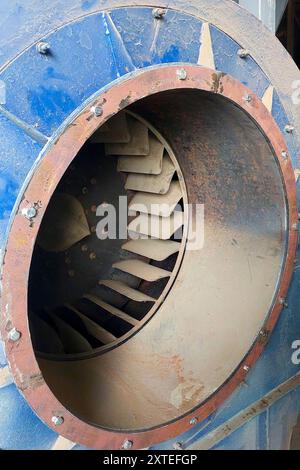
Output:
[[235, 0, 288, 32]]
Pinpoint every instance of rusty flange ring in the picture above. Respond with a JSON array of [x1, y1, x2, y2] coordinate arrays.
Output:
[[0, 64, 298, 449]]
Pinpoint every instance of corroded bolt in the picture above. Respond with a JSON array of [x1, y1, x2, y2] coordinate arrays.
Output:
[[22, 206, 37, 220], [122, 440, 133, 450], [8, 327, 21, 342], [91, 105, 103, 117], [153, 8, 166, 19], [51, 415, 64, 426], [285, 124, 295, 134], [177, 68, 187, 80], [36, 42, 51, 55], [190, 417, 198, 426], [238, 48, 249, 58]]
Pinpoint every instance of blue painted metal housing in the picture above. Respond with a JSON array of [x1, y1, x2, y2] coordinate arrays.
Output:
[[0, 0, 299, 450]]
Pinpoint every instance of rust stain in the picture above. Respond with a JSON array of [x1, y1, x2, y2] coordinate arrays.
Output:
[[211, 72, 226, 93]]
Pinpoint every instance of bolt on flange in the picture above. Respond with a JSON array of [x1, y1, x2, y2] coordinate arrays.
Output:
[[22, 206, 37, 220], [51, 415, 64, 426], [91, 105, 103, 117], [176, 68, 187, 80], [122, 439, 133, 450], [8, 327, 21, 342], [153, 8, 166, 19], [36, 42, 51, 55], [238, 48, 250, 58]]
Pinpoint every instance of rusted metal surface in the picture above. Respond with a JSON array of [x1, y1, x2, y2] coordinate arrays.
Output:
[[0, 64, 297, 449]]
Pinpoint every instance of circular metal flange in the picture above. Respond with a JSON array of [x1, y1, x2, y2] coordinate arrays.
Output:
[[0, 64, 298, 449]]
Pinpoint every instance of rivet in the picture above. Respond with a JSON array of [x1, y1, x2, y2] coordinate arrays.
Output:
[[36, 42, 51, 55], [68, 270, 75, 278], [238, 48, 249, 58], [51, 415, 64, 426], [89, 252, 96, 260], [190, 417, 198, 425], [292, 222, 298, 230], [177, 68, 187, 80], [81, 245, 88, 252], [122, 440, 133, 450], [153, 8, 166, 19], [91, 105, 103, 117], [82, 187, 88, 194], [243, 365, 250, 372], [285, 124, 295, 134], [22, 206, 37, 220], [281, 150, 288, 160], [8, 327, 21, 342]]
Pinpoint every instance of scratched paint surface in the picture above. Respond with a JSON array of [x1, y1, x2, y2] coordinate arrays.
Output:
[[0, 2, 299, 451], [0, 114, 43, 248]]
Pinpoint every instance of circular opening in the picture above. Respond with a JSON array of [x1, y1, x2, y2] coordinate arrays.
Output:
[[26, 87, 289, 432]]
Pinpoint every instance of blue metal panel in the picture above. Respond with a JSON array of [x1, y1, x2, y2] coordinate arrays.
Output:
[[210, 24, 270, 99], [0, 384, 58, 450], [0, 342, 7, 367], [0, 114, 43, 248], [0, 13, 135, 136], [272, 89, 298, 167], [109, 8, 202, 67], [212, 418, 259, 450]]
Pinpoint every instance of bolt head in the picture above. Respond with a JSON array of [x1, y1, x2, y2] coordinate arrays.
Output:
[[243, 365, 250, 372], [37, 42, 51, 54], [281, 150, 288, 160], [279, 297, 288, 308], [51, 415, 64, 426], [238, 48, 249, 58], [22, 206, 37, 220], [173, 442, 183, 450], [190, 417, 198, 425], [8, 327, 21, 342], [285, 124, 295, 134], [243, 94, 252, 103], [91, 105, 103, 117], [292, 222, 298, 231], [259, 329, 268, 338], [177, 68, 187, 80], [122, 440, 133, 449], [153, 8, 166, 19]]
